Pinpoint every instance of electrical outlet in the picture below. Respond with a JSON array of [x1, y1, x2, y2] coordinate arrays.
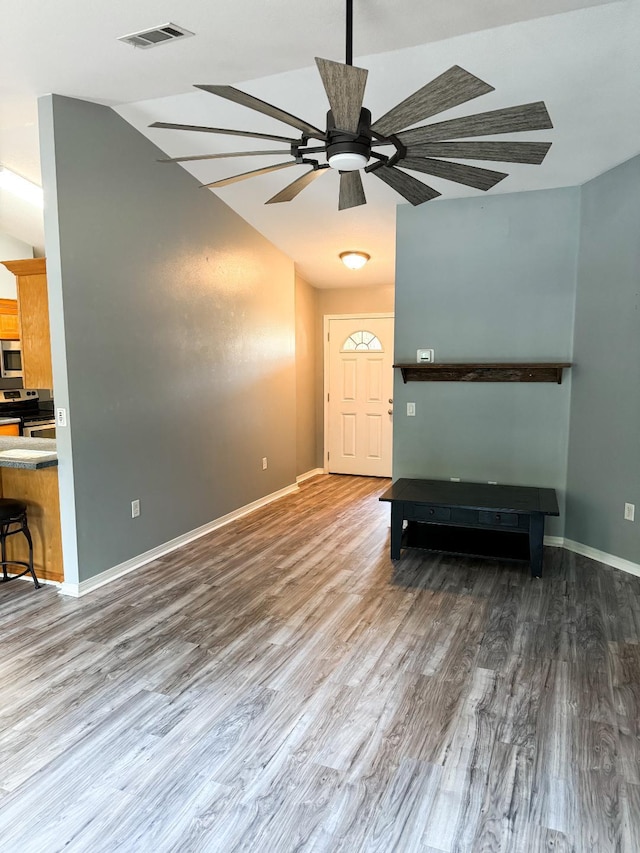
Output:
[[131, 499, 140, 518], [56, 407, 67, 428], [624, 502, 635, 521], [262, 457, 268, 470], [417, 348, 434, 363], [407, 402, 416, 417]]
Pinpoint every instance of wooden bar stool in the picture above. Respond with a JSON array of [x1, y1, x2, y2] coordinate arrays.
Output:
[[0, 499, 41, 590]]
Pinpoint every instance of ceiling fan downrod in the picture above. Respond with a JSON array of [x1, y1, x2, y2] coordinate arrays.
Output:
[[346, 0, 353, 66]]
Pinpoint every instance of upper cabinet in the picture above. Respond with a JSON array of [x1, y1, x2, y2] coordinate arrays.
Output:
[[0, 259, 53, 390], [0, 299, 20, 340]]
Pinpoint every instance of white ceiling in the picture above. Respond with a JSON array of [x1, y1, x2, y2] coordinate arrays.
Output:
[[1, 0, 638, 287]]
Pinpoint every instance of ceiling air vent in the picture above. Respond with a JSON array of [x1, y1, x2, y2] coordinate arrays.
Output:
[[118, 23, 194, 49]]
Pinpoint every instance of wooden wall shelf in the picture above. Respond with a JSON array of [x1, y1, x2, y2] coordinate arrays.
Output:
[[394, 363, 572, 384]]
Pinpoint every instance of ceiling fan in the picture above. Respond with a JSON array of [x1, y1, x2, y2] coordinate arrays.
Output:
[[151, 0, 553, 210]]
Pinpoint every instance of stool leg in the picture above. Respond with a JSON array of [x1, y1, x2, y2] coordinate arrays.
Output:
[[21, 515, 40, 590], [1, 523, 7, 582]]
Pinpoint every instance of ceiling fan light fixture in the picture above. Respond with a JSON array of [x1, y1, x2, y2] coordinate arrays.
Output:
[[340, 251, 370, 270], [328, 152, 369, 171]]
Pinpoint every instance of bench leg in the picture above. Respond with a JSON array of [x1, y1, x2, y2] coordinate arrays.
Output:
[[390, 504, 404, 560], [529, 513, 545, 578]]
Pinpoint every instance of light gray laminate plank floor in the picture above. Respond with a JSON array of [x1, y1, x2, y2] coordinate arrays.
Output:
[[1, 474, 639, 852]]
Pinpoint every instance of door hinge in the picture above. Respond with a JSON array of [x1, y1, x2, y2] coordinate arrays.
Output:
[[327, 452, 330, 460], [327, 332, 330, 341], [327, 393, 330, 402]]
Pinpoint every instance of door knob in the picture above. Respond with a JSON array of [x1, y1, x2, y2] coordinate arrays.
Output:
[[389, 398, 393, 404], [388, 409, 393, 415]]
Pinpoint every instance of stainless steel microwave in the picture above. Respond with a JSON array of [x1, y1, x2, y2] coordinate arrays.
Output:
[[0, 341, 23, 379]]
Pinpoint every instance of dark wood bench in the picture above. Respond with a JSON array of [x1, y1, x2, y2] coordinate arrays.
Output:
[[380, 478, 559, 577]]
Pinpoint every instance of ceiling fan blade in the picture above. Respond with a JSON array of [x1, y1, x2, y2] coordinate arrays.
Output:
[[339, 171, 367, 210], [202, 161, 298, 189], [400, 157, 508, 191], [372, 66, 494, 137], [266, 168, 328, 204], [158, 150, 291, 163], [406, 141, 552, 165], [371, 166, 440, 206], [194, 85, 324, 139], [396, 102, 553, 145], [315, 58, 368, 134], [150, 121, 297, 144]]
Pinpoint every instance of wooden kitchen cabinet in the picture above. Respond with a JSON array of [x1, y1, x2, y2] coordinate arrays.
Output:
[[0, 299, 19, 340], [1, 464, 63, 583], [0, 258, 53, 389]]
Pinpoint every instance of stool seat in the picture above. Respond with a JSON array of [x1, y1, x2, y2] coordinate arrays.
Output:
[[0, 498, 28, 522], [0, 498, 40, 590]]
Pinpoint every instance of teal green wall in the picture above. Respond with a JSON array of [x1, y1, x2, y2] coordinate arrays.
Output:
[[565, 155, 640, 563], [394, 164, 640, 565], [394, 188, 581, 538]]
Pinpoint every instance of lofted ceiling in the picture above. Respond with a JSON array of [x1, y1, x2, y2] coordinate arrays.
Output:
[[0, 0, 638, 287]]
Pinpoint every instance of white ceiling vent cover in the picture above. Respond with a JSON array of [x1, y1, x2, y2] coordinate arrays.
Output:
[[118, 23, 194, 49]]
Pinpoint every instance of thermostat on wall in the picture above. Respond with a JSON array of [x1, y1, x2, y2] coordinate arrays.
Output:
[[417, 348, 434, 363]]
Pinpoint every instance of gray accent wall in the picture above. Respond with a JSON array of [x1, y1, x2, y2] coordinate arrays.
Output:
[[566, 155, 640, 563], [39, 95, 296, 583], [394, 188, 580, 536]]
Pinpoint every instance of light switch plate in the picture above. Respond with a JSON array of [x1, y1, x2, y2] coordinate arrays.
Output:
[[56, 407, 67, 427]]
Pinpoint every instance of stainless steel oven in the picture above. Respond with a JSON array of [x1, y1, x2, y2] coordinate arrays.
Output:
[[0, 389, 55, 436], [23, 420, 56, 439], [0, 341, 23, 380]]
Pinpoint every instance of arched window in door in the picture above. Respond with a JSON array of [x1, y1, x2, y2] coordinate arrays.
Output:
[[341, 330, 383, 352]]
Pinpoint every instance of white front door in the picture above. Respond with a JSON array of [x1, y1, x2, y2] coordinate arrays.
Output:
[[327, 316, 394, 477]]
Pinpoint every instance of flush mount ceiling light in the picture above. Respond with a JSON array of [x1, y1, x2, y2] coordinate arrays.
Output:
[[0, 167, 43, 208], [152, 0, 552, 211], [340, 251, 370, 270]]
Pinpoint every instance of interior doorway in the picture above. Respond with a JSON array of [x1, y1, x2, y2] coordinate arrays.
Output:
[[324, 314, 394, 477]]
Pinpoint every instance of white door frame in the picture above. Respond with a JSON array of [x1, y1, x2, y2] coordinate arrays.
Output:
[[323, 312, 395, 473]]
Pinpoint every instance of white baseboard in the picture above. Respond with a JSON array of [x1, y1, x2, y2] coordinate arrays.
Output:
[[58, 482, 299, 598], [57, 492, 640, 597], [296, 468, 324, 484], [561, 537, 640, 578], [544, 534, 640, 578]]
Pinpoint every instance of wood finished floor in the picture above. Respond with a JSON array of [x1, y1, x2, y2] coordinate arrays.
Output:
[[1, 474, 640, 852]]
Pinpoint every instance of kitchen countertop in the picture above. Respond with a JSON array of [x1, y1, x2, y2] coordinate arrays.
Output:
[[0, 436, 58, 469], [0, 418, 21, 425]]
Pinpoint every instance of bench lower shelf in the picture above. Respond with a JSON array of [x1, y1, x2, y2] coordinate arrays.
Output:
[[403, 521, 530, 563]]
